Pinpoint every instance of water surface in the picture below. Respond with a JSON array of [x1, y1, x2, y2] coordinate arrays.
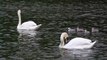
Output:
[[0, 1, 107, 60]]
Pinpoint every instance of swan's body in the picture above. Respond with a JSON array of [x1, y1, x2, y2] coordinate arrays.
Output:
[[76, 27, 85, 32], [91, 27, 99, 33], [84, 29, 90, 34], [59, 32, 97, 49], [17, 10, 42, 30], [84, 29, 90, 35], [68, 28, 76, 34]]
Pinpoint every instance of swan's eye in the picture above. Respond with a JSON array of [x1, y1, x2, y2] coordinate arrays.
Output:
[[64, 37, 68, 44], [66, 37, 69, 40]]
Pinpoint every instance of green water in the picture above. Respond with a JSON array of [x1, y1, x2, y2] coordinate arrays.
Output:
[[0, 1, 107, 60]]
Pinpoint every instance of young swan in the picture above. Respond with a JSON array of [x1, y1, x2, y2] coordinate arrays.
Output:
[[59, 32, 97, 49]]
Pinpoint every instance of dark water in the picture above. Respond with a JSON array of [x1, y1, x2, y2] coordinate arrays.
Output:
[[0, 1, 107, 60]]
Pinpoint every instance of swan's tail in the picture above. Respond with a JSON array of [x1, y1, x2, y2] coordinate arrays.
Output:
[[35, 24, 42, 30], [38, 24, 42, 27], [90, 40, 97, 48]]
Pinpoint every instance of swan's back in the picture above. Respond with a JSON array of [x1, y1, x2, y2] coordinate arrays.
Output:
[[68, 37, 91, 45], [21, 21, 37, 27], [64, 37, 94, 49]]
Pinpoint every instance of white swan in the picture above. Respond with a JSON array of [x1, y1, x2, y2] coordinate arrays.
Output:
[[17, 10, 42, 30], [59, 32, 97, 49]]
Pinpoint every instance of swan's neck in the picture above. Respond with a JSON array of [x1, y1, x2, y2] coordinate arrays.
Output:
[[17, 11, 21, 28], [59, 37, 65, 48]]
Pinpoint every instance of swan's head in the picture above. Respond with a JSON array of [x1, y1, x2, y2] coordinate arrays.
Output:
[[68, 28, 71, 32], [17, 10, 21, 14], [59, 32, 69, 48], [61, 32, 69, 41]]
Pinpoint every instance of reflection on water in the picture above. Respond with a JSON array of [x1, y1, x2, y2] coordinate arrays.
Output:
[[60, 49, 94, 60], [13, 30, 41, 60], [0, 0, 107, 60], [18, 29, 38, 37]]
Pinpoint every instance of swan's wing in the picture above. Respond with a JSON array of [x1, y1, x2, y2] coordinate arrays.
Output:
[[65, 37, 92, 47], [71, 37, 91, 45], [64, 37, 96, 49], [21, 21, 37, 27]]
